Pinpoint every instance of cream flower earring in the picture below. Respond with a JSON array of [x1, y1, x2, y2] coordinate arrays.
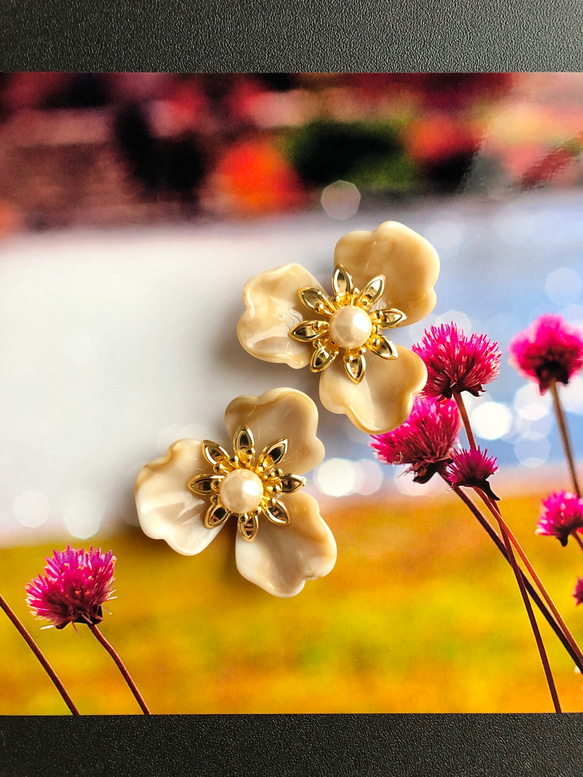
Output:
[[237, 221, 439, 434], [135, 388, 336, 598]]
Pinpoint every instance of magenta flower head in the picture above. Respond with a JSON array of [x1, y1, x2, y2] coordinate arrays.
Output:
[[412, 322, 501, 400], [535, 491, 583, 547], [508, 314, 583, 394], [26, 546, 116, 629], [573, 577, 583, 606], [446, 447, 499, 500], [371, 395, 461, 483]]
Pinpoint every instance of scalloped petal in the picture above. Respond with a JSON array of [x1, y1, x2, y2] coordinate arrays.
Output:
[[224, 387, 325, 476], [135, 439, 224, 555], [235, 492, 336, 597], [237, 263, 327, 368], [333, 221, 439, 326], [319, 344, 427, 434]]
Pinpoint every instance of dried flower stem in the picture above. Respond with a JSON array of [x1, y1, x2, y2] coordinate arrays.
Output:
[[453, 392, 477, 450], [442, 476, 583, 672], [474, 489, 561, 712], [88, 624, 151, 715], [481, 493, 583, 668], [0, 594, 79, 715], [549, 380, 581, 498]]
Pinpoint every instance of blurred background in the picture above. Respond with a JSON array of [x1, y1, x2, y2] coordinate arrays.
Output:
[[1, 72, 583, 713]]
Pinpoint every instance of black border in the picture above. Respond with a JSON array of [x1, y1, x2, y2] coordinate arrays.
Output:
[[0, 0, 582, 72], [2, 2, 583, 776], [1, 714, 583, 776]]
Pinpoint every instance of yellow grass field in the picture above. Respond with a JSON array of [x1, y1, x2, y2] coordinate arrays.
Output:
[[2, 488, 583, 715]]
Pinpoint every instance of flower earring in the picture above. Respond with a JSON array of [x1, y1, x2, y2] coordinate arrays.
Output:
[[237, 221, 440, 435], [135, 387, 336, 598]]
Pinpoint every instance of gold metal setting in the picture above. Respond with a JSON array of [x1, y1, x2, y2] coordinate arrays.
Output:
[[186, 425, 306, 542], [288, 265, 406, 384]]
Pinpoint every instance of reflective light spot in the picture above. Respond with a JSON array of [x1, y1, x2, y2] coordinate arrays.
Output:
[[423, 219, 464, 253], [513, 383, 551, 421], [514, 437, 550, 468], [355, 459, 384, 496], [157, 424, 208, 453], [314, 458, 359, 497], [59, 490, 105, 539], [393, 466, 440, 497], [14, 491, 50, 528], [544, 267, 582, 307], [471, 401, 513, 440], [320, 180, 361, 220], [563, 376, 583, 414], [435, 310, 472, 333]]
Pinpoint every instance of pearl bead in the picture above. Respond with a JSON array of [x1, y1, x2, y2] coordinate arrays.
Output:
[[219, 469, 264, 514], [329, 306, 372, 349]]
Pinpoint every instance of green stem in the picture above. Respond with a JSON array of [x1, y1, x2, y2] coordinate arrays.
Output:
[[0, 594, 79, 715], [88, 623, 151, 714], [550, 380, 581, 498]]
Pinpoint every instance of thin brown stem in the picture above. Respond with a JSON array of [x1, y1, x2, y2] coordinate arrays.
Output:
[[479, 490, 561, 712], [482, 492, 583, 668], [550, 380, 581, 498], [574, 533, 583, 553], [0, 595, 79, 715], [88, 624, 151, 714], [442, 475, 583, 672], [453, 392, 477, 450]]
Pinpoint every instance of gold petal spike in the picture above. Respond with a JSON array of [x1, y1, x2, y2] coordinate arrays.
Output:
[[279, 475, 306, 493], [372, 308, 407, 329], [289, 320, 329, 342], [201, 440, 230, 466], [233, 425, 255, 463], [266, 499, 291, 526], [204, 501, 231, 529], [299, 287, 336, 316], [332, 265, 354, 297], [238, 513, 259, 542], [357, 275, 385, 309], [343, 352, 366, 383], [257, 438, 288, 470], [310, 343, 338, 372], [369, 335, 399, 360], [187, 474, 222, 496]]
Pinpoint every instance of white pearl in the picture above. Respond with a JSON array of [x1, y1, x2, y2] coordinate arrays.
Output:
[[219, 469, 264, 514], [329, 306, 372, 349]]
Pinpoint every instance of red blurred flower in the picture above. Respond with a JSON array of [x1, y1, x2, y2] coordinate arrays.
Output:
[[446, 447, 499, 500], [535, 491, 583, 547], [370, 396, 461, 483], [509, 314, 583, 394], [573, 577, 583, 606], [412, 322, 501, 399], [26, 547, 116, 630]]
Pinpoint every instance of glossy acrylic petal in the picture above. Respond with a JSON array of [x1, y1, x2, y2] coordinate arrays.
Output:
[[333, 221, 439, 326], [135, 439, 224, 555], [224, 387, 325, 476], [237, 263, 327, 368], [235, 492, 337, 597], [319, 344, 427, 434]]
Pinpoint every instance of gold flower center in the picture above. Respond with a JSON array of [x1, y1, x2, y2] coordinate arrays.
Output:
[[219, 469, 264, 514], [329, 306, 372, 349]]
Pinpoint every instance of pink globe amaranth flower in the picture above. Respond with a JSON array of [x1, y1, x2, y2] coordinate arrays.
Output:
[[412, 322, 501, 399], [573, 577, 583, 606], [370, 395, 461, 483], [508, 314, 583, 394], [26, 546, 116, 630], [446, 446, 499, 500], [535, 491, 583, 547]]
